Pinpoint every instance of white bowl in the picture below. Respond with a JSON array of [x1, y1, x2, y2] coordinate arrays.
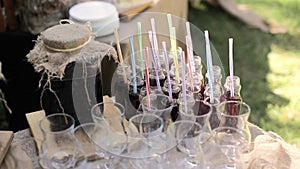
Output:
[[69, 1, 120, 37]]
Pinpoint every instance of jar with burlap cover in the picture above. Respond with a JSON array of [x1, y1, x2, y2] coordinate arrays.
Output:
[[26, 21, 118, 125]]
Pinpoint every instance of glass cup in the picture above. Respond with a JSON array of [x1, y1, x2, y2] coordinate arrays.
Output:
[[178, 100, 212, 133], [39, 113, 86, 169], [91, 101, 128, 156], [204, 97, 221, 130], [141, 93, 174, 131], [73, 122, 109, 168], [167, 120, 211, 168], [127, 113, 165, 155], [211, 126, 250, 169], [217, 100, 251, 141], [90, 101, 126, 133]]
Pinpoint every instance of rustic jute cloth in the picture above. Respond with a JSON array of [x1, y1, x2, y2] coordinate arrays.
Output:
[[26, 22, 118, 112], [247, 123, 300, 169], [26, 22, 118, 80]]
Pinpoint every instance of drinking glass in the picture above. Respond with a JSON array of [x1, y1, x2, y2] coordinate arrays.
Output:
[[177, 90, 196, 109], [39, 113, 87, 169], [204, 97, 221, 130], [91, 101, 128, 156], [167, 120, 210, 168], [91, 101, 125, 132], [73, 122, 109, 168], [178, 100, 212, 133], [211, 126, 249, 169], [217, 100, 251, 141], [127, 113, 165, 155], [141, 93, 173, 131]]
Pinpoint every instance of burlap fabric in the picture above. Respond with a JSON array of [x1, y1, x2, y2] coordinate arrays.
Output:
[[26, 23, 118, 80], [247, 123, 300, 169]]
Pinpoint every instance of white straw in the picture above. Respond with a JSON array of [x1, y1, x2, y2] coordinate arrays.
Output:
[[150, 18, 160, 67], [186, 22, 195, 73], [204, 30, 214, 104], [229, 38, 235, 97]]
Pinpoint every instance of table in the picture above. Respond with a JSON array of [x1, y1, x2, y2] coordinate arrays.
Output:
[[4, 113, 300, 169]]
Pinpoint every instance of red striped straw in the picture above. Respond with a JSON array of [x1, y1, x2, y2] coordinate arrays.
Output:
[[144, 47, 151, 107]]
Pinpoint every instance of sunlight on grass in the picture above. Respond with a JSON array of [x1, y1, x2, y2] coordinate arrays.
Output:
[[266, 45, 300, 147], [236, 0, 300, 34]]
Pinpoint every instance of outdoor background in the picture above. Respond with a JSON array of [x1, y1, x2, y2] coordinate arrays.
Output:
[[0, 0, 299, 147], [188, 0, 300, 147]]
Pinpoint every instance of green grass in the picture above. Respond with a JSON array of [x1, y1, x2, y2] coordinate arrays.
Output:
[[189, 0, 300, 147]]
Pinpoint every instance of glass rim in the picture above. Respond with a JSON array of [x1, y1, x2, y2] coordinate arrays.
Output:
[[212, 126, 249, 141], [129, 113, 164, 125], [73, 122, 108, 134], [39, 113, 75, 134], [178, 100, 212, 117], [167, 120, 211, 142], [217, 100, 251, 116], [91, 101, 125, 116], [141, 93, 174, 110], [128, 113, 164, 138]]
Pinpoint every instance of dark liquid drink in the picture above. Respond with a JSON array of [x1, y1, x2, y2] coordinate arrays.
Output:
[[162, 80, 181, 122], [149, 68, 166, 87], [128, 90, 140, 110], [222, 75, 242, 103], [224, 101, 241, 116], [204, 97, 220, 130], [125, 77, 145, 119]]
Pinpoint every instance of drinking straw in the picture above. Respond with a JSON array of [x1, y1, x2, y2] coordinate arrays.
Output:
[[114, 28, 127, 83], [204, 30, 214, 104], [167, 14, 173, 34], [150, 18, 160, 67], [186, 35, 194, 92], [167, 14, 173, 51], [186, 21, 195, 73], [144, 47, 151, 107], [171, 27, 180, 82], [148, 31, 162, 91], [162, 41, 172, 101], [129, 35, 137, 94], [229, 38, 235, 97], [181, 51, 188, 113], [137, 22, 144, 79]]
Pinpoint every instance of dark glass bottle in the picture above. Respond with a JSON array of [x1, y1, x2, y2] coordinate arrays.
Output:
[[221, 75, 242, 102]]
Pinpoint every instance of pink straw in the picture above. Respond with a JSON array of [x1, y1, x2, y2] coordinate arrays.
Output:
[[181, 51, 188, 113], [148, 31, 162, 91], [144, 47, 151, 107], [229, 38, 235, 97], [162, 41, 172, 101]]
